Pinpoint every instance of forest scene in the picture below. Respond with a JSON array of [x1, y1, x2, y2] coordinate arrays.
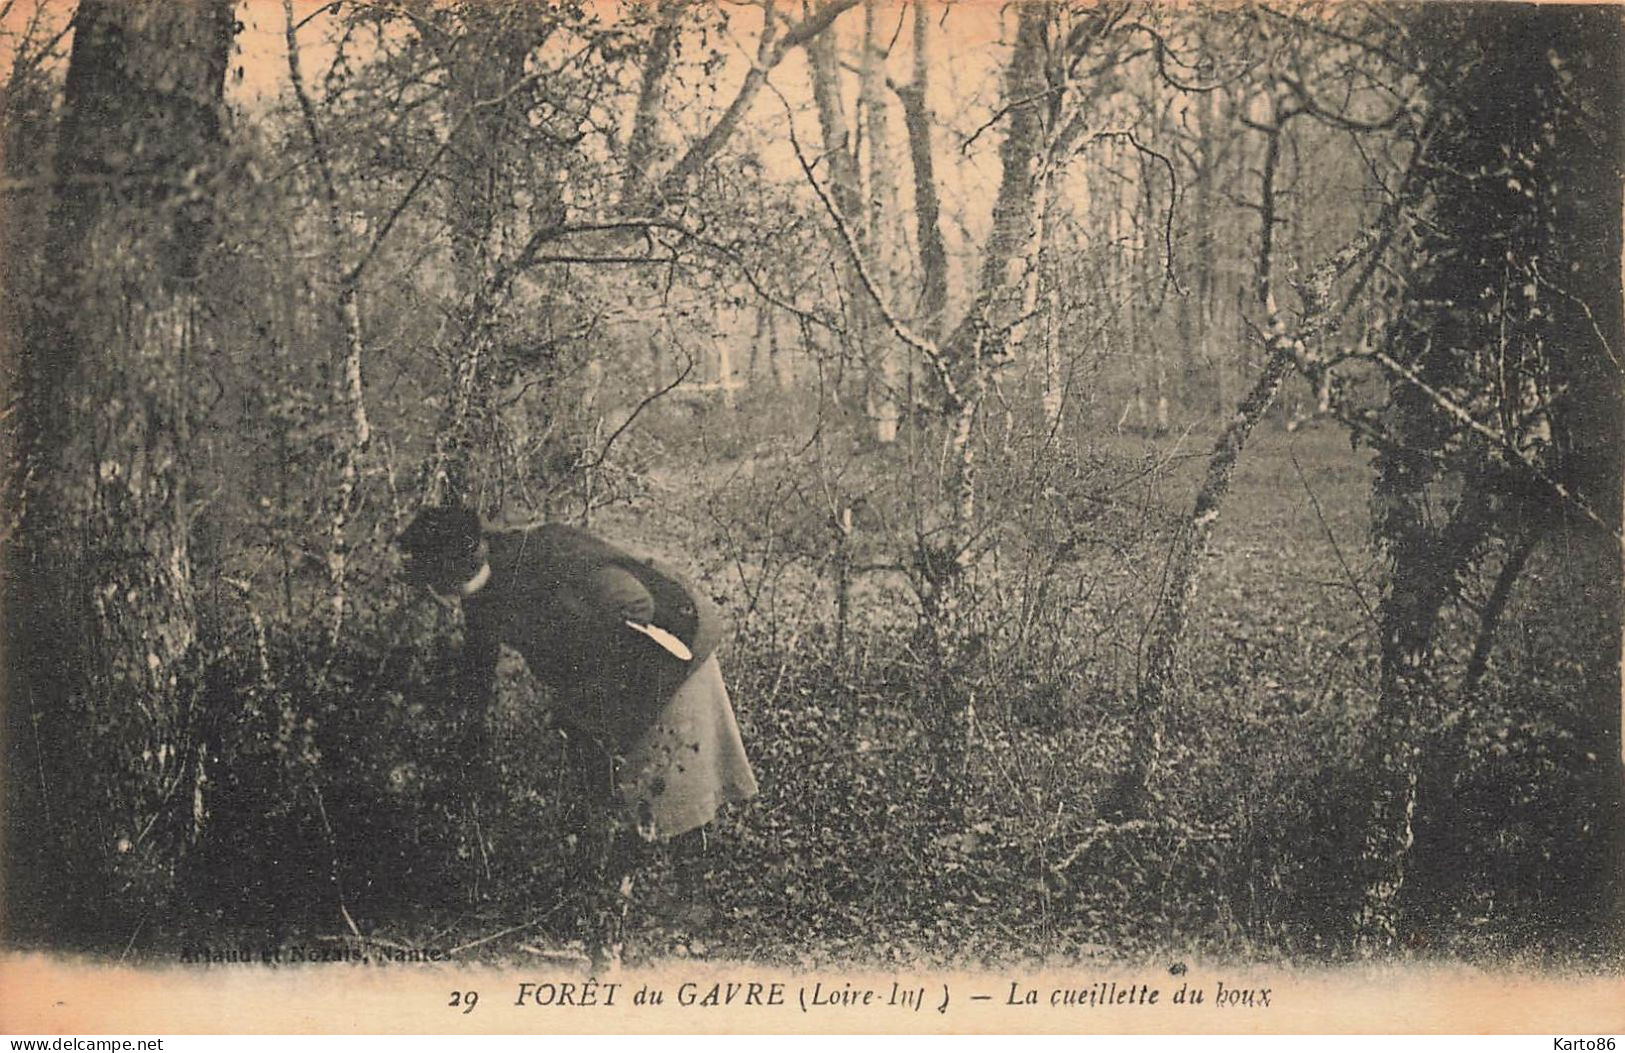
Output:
[[1, 0, 1621, 971]]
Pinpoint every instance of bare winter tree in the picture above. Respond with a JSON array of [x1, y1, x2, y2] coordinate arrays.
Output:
[[1336, 4, 1624, 952], [12, 0, 238, 920]]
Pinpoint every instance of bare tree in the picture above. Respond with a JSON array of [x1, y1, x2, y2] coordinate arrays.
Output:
[[1339, 6, 1624, 951], [15, 0, 237, 909], [621, 0, 688, 208], [861, 0, 904, 444], [1105, 61, 1394, 818]]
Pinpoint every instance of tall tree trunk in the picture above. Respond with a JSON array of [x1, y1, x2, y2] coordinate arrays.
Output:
[[436, 7, 547, 508], [1352, 5, 1625, 950], [806, 3, 868, 415], [394, 5, 564, 513], [1173, 88, 1222, 418], [861, 0, 900, 444], [14, 0, 236, 926], [284, 0, 373, 659], [922, 2, 1054, 817], [768, 307, 792, 390], [1196, 93, 1223, 415], [896, 0, 949, 416], [967, 1, 1049, 347], [1175, 222, 1199, 418], [1038, 177, 1065, 432], [621, 0, 685, 209], [1105, 113, 1380, 816], [1359, 432, 1494, 951], [658, 0, 859, 202], [1541, 8, 1625, 940]]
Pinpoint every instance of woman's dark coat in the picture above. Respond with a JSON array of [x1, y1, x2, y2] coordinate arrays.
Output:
[[460, 523, 724, 748]]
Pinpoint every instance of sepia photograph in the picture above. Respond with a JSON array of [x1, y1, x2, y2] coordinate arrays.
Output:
[[0, 0, 1621, 1036]]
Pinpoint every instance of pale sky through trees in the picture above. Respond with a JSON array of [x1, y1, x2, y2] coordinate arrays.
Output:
[[215, 1, 1015, 272]]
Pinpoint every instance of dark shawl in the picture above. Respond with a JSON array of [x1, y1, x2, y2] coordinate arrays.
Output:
[[459, 523, 724, 746]]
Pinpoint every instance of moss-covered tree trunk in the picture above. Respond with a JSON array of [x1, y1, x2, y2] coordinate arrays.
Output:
[[1352, 4, 1623, 952], [12, 0, 236, 933], [1359, 434, 1491, 950]]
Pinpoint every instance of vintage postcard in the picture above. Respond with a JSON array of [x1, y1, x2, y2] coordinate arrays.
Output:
[[1, 0, 1621, 1036]]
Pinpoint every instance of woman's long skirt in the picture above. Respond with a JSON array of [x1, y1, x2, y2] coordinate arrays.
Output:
[[613, 654, 758, 840]]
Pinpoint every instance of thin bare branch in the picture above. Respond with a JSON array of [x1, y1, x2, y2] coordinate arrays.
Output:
[[655, 0, 860, 201], [1122, 20, 1256, 93], [576, 355, 697, 474], [1291, 449, 1377, 625], [960, 83, 1063, 155], [1364, 345, 1621, 541], [283, 0, 346, 260], [293, 0, 343, 34], [350, 64, 551, 284], [1531, 260, 1624, 376], [785, 110, 959, 409], [1282, 74, 1411, 132], [1090, 130, 1185, 295]]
